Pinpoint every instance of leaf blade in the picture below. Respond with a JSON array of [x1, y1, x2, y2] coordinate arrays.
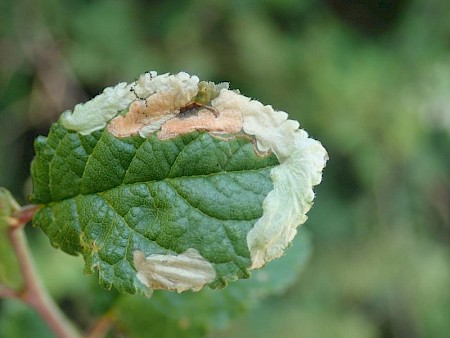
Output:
[[31, 71, 327, 294], [32, 129, 279, 294]]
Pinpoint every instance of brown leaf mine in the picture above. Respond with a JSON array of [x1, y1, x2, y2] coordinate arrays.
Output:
[[105, 73, 239, 139], [157, 108, 243, 140], [108, 99, 177, 138]]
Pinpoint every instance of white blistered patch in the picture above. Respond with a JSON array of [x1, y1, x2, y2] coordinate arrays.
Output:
[[60, 82, 134, 135], [211, 89, 328, 269], [60, 72, 199, 135], [133, 248, 216, 293]]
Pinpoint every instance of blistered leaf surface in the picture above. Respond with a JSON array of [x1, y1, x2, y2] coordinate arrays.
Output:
[[31, 125, 278, 294], [31, 71, 327, 294]]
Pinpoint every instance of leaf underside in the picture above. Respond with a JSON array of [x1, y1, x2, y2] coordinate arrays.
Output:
[[31, 124, 279, 294]]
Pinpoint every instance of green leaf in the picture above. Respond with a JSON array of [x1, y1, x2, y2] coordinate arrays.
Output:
[[0, 187, 20, 229], [30, 71, 327, 295], [0, 188, 21, 287], [31, 125, 278, 294]]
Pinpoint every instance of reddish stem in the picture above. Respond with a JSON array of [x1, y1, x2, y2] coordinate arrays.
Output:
[[5, 205, 81, 338], [86, 312, 115, 338], [15, 204, 41, 225]]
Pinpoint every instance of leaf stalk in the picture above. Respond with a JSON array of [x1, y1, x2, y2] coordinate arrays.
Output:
[[3, 205, 82, 338]]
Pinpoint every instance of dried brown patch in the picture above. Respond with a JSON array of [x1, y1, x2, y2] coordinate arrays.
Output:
[[108, 89, 244, 139], [158, 108, 243, 140], [108, 91, 183, 137]]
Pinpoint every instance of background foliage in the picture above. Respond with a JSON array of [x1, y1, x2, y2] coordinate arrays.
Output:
[[1, 0, 449, 337]]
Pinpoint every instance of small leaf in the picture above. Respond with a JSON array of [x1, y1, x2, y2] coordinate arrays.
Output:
[[31, 72, 327, 294], [0, 188, 21, 286], [0, 187, 20, 229]]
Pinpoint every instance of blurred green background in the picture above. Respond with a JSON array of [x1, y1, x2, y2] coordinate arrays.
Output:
[[1, 0, 449, 337]]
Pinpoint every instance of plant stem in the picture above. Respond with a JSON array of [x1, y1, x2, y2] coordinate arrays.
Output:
[[7, 205, 81, 338], [86, 312, 115, 338]]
